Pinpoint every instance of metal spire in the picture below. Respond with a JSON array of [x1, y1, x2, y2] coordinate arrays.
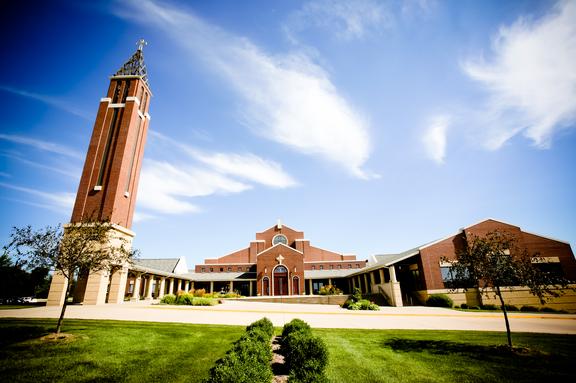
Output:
[[114, 39, 149, 86]]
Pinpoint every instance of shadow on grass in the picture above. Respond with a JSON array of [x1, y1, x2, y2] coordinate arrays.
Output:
[[0, 325, 49, 347], [383, 338, 546, 359]]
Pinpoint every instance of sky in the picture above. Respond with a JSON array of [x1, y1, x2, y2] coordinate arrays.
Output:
[[1, 0, 575, 268]]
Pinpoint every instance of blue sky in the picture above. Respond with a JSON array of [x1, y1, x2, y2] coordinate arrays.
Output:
[[1, 0, 575, 267]]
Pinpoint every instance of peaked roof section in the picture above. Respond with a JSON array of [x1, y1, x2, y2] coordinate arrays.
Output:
[[134, 258, 180, 273], [114, 43, 149, 87]]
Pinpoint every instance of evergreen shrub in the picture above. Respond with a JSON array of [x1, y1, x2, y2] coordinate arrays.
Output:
[[426, 294, 454, 308], [282, 318, 311, 339], [160, 294, 176, 304], [481, 304, 498, 310], [284, 330, 329, 383], [520, 305, 539, 312], [460, 303, 468, 309]]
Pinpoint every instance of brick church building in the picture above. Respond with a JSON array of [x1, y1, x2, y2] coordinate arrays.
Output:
[[46, 42, 576, 312]]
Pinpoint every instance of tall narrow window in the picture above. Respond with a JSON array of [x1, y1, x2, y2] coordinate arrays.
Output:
[[140, 91, 148, 112], [112, 81, 122, 103], [121, 80, 130, 103], [124, 117, 143, 193], [96, 108, 119, 187]]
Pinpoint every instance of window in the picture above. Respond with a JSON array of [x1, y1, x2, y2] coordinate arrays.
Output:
[[275, 265, 288, 273], [319, 265, 324, 270], [348, 264, 352, 269], [201, 267, 205, 273], [337, 264, 341, 269], [534, 263, 564, 278], [272, 234, 288, 246], [227, 266, 232, 272], [210, 267, 213, 272], [220, 267, 224, 272], [356, 263, 360, 268], [330, 265, 334, 270], [312, 266, 316, 270]]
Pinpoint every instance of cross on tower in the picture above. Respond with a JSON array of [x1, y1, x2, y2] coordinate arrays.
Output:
[[137, 39, 147, 51]]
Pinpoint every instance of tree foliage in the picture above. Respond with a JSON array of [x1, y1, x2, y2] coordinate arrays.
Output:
[[444, 230, 570, 348], [4, 220, 136, 333]]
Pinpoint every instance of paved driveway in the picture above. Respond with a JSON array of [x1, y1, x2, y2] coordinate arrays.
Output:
[[1, 300, 575, 334]]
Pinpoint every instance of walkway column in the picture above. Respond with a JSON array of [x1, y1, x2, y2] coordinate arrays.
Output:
[[210, 281, 214, 294], [389, 266, 398, 282], [46, 271, 69, 306], [369, 272, 376, 293], [184, 281, 189, 293], [132, 274, 141, 301], [379, 269, 385, 284], [145, 276, 154, 299], [388, 266, 403, 307], [308, 279, 313, 295], [328, 278, 332, 286], [158, 277, 166, 299], [229, 281, 233, 292], [191, 281, 194, 291], [84, 269, 110, 305], [351, 278, 356, 289], [108, 266, 128, 304], [168, 278, 174, 295], [363, 274, 369, 294], [249, 281, 253, 296]]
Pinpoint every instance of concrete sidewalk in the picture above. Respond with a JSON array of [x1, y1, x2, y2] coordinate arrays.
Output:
[[1, 300, 575, 334]]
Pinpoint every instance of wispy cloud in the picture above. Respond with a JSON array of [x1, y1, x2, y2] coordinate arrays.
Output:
[[461, 0, 576, 150], [0, 182, 75, 212], [285, 0, 392, 42], [137, 131, 296, 215], [150, 130, 297, 188], [0, 85, 92, 120], [0, 172, 11, 178], [115, 0, 375, 179], [422, 115, 450, 164], [137, 160, 251, 215], [1, 152, 80, 179], [0, 133, 83, 160]]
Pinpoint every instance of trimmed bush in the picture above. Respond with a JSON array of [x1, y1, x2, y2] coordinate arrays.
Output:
[[347, 299, 380, 311], [282, 318, 311, 339], [205, 319, 273, 383], [246, 317, 274, 338], [193, 288, 206, 297], [160, 294, 176, 304], [520, 305, 539, 312], [481, 304, 498, 310], [469, 306, 481, 310], [284, 330, 329, 383], [318, 284, 342, 295], [503, 304, 519, 311], [426, 294, 453, 308], [539, 306, 558, 313], [176, 293, 194, 305], [460, 303, 468, 309]]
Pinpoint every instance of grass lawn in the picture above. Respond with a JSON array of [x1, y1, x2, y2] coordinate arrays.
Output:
[[1, 319, 575, 382], [0, 318, 244, 382], [315, 328, 576, 382]]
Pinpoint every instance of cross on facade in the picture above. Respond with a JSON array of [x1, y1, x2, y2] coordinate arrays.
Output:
[[276, 255, 285, 264]]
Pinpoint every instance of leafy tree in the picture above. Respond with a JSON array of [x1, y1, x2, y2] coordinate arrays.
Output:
[[4, 220, 135, 334], [0, 253, 50, 301], [444, 230, 570, 348]]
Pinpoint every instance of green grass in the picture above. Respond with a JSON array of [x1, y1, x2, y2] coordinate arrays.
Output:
[[314, 328, 576, 382], [1, 319, 575, 382], [0, 319, 244, 382]]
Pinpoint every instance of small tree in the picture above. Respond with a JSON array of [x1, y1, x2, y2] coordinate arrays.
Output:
[[445, 230, 570, 348], [4, 220, 135, 334]]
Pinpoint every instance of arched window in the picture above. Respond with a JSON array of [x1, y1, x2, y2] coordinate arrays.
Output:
[[262, 277, 270, 296], [292, 276, 300, 295]]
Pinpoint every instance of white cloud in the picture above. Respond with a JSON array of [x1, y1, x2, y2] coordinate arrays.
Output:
[[1, 152, 80, 179], [116, 0, 374, 179], [0, 133, 84, 159], [462, 0, 576, 150], [0, 85, 91, 120], [0, 182, 75, 211], [137, 159, 251, 215], [422, 115, 450, 164], [150, 130, 297, 188], [287, 0, 392, 41]]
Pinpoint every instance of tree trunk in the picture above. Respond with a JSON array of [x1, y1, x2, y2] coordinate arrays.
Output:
[[496, 285, 512, 349], [55, 272, 73, 334]]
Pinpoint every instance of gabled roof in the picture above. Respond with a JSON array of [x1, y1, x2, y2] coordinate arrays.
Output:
[[257, 242, 303, 257], [114, 43, 149, 86], [134, 258, 180, 273]]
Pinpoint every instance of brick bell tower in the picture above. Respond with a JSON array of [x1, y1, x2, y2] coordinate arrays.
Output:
[[47, 40, 152, 306]]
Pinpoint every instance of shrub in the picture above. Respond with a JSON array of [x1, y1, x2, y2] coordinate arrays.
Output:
[[503, 304, 519, 311], [282, 318, 311, 339], [160, 294, 176, 304], [318, 284, 342, 295], [481, 304, 498, 310], [246, 317, 274, 338], [284, 331, 329, 383], [460, 303, 468, 309], [176, 293, 194, 305], [520, 305, 539, 312], [469, 306, 480, 310], [341, 299, 355, 309], [205, 319, 274, 383], [192, 297, 218, 306], [539, 306, 558, 313], [352, 287, 363, 302], [193, 288, 206, 297], [426, 294, 453, 308]]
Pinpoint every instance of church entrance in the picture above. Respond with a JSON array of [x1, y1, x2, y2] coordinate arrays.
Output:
[[273, 265, 288, 296]]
